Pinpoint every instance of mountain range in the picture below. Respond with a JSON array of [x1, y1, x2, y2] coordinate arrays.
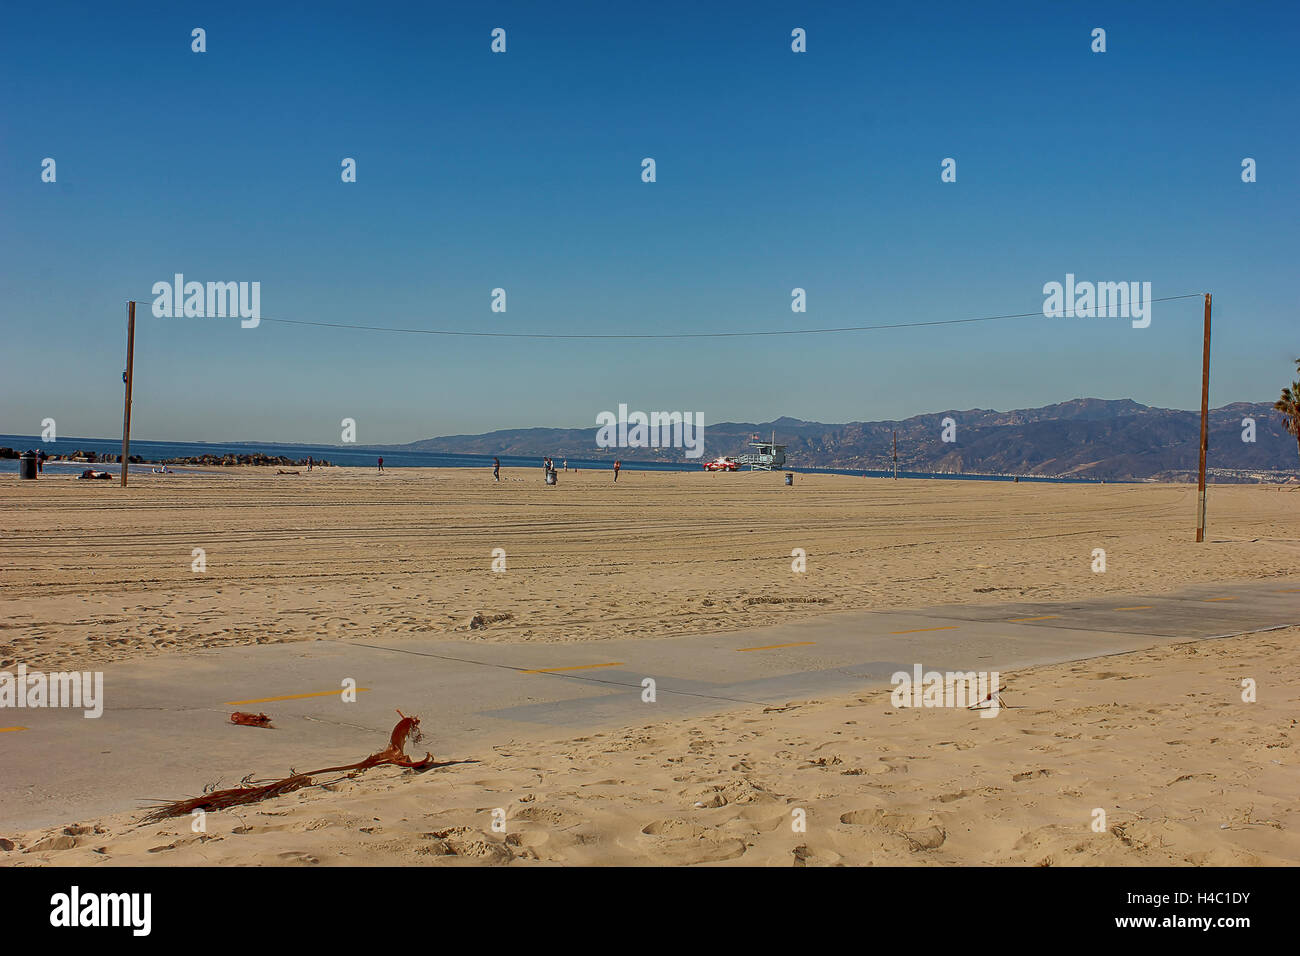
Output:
[[401, 398, 1299, 482]]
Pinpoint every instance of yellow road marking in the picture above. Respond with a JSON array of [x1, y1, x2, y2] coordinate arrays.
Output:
[[0, 726, 28, 733], [1204, 597, 1236, 602], [224, 688, 370, 705], [1009, 615, 1060, 622], [522, 662, 625, 674], [737, 641, 816, 652], [889, 626, 958, 635], [1114, 606, 1154, 611]]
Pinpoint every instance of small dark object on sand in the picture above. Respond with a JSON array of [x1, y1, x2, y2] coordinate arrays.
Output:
[[230, 711, 273, 728]]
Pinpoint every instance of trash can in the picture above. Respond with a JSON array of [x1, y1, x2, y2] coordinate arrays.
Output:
[[545, 470, 557, 486], [784, 472, 794, 486], [18, 452, 37, 480]]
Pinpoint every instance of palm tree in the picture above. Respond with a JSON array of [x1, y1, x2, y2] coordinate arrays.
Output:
[[1275, 358, 1300, 467]]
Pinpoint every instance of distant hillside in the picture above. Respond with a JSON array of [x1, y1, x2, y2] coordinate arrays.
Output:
[[401, 399, 1299, 482]]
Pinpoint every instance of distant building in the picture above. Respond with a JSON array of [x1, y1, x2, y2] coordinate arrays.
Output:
[[738, 438, 787, 471]]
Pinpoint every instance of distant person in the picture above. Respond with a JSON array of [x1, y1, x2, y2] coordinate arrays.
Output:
[[307, 456, 313, 471], [377, 456, 384, 473], [563, 459, 568, 472], [613, 460, 621, 482], [493, 457, 500, 481]]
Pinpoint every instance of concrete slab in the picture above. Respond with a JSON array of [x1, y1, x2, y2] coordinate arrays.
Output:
[[2, 577, 1296, 830]]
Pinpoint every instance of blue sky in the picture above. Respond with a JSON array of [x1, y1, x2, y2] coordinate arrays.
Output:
[[2, 1, 1296, 444]]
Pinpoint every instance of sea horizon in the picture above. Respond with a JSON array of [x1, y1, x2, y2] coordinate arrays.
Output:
[[0, 433, 1105, 483]]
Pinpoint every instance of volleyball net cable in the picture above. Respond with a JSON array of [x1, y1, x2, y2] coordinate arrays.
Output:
[[128, 292, 1208, 341]]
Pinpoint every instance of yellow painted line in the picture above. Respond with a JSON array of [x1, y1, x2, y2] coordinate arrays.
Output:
[[0, 726, 28, 733], [522, 662, 624, 674], [889, 626, 958, 635], [223, 688, 370, 706], [1009, 615, 1060, 622], [1204, 597, 1236, 602], [737, 641, 817, 652], [1114, 606, 1154, 611]]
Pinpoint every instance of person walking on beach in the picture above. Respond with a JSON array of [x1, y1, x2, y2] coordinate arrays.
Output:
[[563, 458, 568, 472], [377, 456, 384, 473], [613, 459, 621, 482], [493, 457, 500, 481], [307, 456, 313, 472]]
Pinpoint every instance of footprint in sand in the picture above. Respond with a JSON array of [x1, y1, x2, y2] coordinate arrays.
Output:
[[276, 851, 320, 864], [936, 789, 973, 803], [839, 809, 947, 850], [511, 805, 574, 827], [1012, 769, 1053, 782], [504, 830, 550, 849], [1083, 672, 1138, 680], [637, 818, 747, 864]]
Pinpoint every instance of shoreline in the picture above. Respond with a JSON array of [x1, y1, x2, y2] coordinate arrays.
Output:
[[1, 461, 1121, 483]]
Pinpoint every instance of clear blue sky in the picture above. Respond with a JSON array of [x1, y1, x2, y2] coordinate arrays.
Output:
[[2, 1, 1296, 444]]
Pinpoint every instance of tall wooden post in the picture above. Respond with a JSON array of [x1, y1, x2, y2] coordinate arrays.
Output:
[[121, 300, 136, 487], [1195, 293, 1211, 541]]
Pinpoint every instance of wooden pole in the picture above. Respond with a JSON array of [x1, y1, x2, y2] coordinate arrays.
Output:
[[121, 300, 136, 487], [1195, 293, 1211, 542]]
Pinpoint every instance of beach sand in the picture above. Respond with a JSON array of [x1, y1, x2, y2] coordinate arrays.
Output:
[[2, 470, 1297, 865], [4, 627, 1297, 866], [2, 469, 1297, 673]]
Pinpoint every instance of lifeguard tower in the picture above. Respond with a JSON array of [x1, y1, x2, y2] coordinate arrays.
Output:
[[737, 433, 787, 471]]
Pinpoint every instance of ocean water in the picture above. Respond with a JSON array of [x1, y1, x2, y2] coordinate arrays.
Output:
[[0, 435, 696, 476], [0, 434, 1102, 483]]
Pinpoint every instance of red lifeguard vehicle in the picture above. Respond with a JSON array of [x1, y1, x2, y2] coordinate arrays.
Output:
[[703, 456, 739, 472]]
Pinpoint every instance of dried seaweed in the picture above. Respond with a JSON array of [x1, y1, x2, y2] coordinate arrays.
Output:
[[141, 710, 435, 823], [230, 711, 273, 728]]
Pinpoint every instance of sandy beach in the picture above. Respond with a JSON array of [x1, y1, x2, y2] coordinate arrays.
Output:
[[2, 470, 1298, 865], [4, 625, 1297, 866], [2, 469, 1297, 674]]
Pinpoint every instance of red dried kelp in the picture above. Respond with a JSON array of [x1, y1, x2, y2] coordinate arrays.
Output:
[[141, 710, 436, 823], [230, 711, 273, 728]]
